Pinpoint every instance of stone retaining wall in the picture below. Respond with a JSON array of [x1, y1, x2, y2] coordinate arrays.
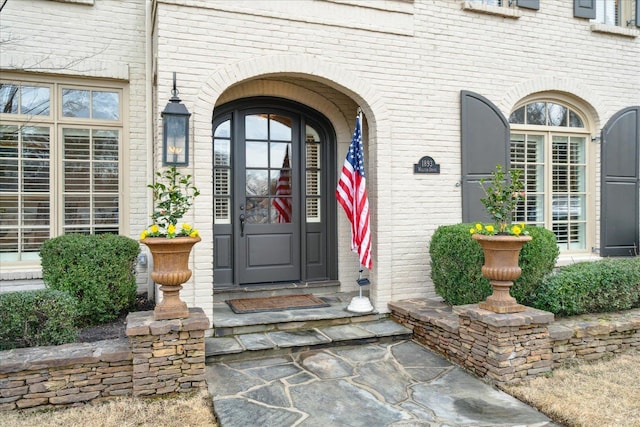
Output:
[[389, 299, 640, 385], [0, 308, 209, 411]]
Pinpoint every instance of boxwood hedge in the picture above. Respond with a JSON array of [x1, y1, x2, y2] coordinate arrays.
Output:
[[531, 257, 640, 316], [40, 233, 140, 325], [430, 223, 559, 306], [0, 289, 78, 350]]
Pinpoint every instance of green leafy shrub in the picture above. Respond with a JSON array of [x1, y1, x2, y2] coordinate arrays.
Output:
[[531, 257, 640, 316], [0, 289, 78, 350], [40, 233, 140, 325], [430, 223, 559, 305]]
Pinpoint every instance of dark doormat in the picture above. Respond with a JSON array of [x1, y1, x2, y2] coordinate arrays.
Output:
[[226, 294, 330, 314]]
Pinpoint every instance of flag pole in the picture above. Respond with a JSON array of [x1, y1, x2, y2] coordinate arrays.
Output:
[[346, 108, 374, 313]]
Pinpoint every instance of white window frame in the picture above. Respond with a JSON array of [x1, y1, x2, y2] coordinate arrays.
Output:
[[509, 98, 595, 254], [0, 74, 125, 264]]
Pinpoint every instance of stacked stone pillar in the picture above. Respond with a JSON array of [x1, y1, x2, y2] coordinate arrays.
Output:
[[457, 305, 554, 385], [126, 308, 209, 396]]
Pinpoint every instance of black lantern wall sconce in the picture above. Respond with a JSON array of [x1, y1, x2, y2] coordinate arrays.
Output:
[[162, 72, 191, 166]]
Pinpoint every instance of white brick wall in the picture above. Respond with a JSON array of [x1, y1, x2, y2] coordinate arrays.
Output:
[[2, 0, 638, 316], [0, 0, 149, 291]]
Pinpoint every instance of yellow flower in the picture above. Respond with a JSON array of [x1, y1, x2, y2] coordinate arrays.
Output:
[[511, 225, 522, 236], [485, 225, 494, 233], [475, 223, 482, 231], [189, 229, 199, 238], [150, 224, 159, 234], [167, 224, 176, 235], [140, 229, 149, 240], [182, 223, 192, 232], [469, 228, 476, 234]]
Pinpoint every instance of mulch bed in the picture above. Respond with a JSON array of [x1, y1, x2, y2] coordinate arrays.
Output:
[[77, 293, 155, 342]]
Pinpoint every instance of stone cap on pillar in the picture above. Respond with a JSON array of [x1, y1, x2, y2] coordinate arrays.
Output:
[[457, 304, 554, 327], [126, 307, 210, 336]]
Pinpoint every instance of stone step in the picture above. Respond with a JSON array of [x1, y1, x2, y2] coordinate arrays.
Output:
[[211, 292, 378, 337], [205, 318, 412, 363], [212, 280, 341, 303]]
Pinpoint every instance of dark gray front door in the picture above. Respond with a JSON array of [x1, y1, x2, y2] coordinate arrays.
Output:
[[212, 98, 337, 287], [235, 111, 300, 284]]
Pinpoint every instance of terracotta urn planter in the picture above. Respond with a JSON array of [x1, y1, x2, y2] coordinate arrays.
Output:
[[472, 233, 532, 314], [141, 236, 201, 320]]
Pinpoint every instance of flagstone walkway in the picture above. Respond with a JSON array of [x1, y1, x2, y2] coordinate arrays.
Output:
[[205, 339, 558, 427]]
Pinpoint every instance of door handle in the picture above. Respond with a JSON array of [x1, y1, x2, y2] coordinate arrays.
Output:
[[239, 213, 245, 237]]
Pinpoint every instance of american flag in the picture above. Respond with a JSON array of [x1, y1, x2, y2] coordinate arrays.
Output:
[[273, 146, 292, 223], [336, 115, 372, 269]]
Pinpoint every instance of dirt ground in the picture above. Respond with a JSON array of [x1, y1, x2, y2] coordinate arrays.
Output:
[[76, 293, 155, 342]]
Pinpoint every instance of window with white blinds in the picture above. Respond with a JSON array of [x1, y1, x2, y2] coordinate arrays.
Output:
[[305, 125, 321, 223], [0, 78, 122, 262], [213, 119, 231, 224], [509, 100, 590, 252]]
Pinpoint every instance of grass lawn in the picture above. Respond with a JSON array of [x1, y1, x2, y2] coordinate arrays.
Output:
[[503, 351, 640, 427], [3, 352, 638, 427]]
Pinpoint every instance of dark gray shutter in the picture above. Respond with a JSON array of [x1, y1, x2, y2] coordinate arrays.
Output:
[[517, 0, 539, 10], [601, 106, 640, 257], [460, 91, 510, 223], [636, 0, 640, 27], [574, 0, 596, 19]]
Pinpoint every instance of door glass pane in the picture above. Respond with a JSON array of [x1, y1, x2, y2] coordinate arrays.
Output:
[[270, 143, 291, 169], [246, 197, 268, 224], [245, 114, 268, 140], [246, 169, 268, 196], [214, 139, 230, 166], [271, 168, 291, 224], [246, 141, 268, 168], [270, 114, 292, 141], [215, 169, 230, 195], [215, 198, 230, 224], [215, 120, 230, 138], [63, 89, 90, 118], [306, 198, 321, 223]]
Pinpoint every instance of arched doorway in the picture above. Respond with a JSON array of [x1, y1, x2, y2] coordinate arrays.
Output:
[[212, 97, 338, 287]]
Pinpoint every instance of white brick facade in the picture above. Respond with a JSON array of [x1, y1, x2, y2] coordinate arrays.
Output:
[[1, 0, 639, 319]]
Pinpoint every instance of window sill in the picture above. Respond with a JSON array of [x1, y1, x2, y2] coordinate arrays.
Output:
[[555, 253, 602, 268], [590, 23, 639, 38], [49, 0, 94, 4], [461, 1, 522, 19]]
